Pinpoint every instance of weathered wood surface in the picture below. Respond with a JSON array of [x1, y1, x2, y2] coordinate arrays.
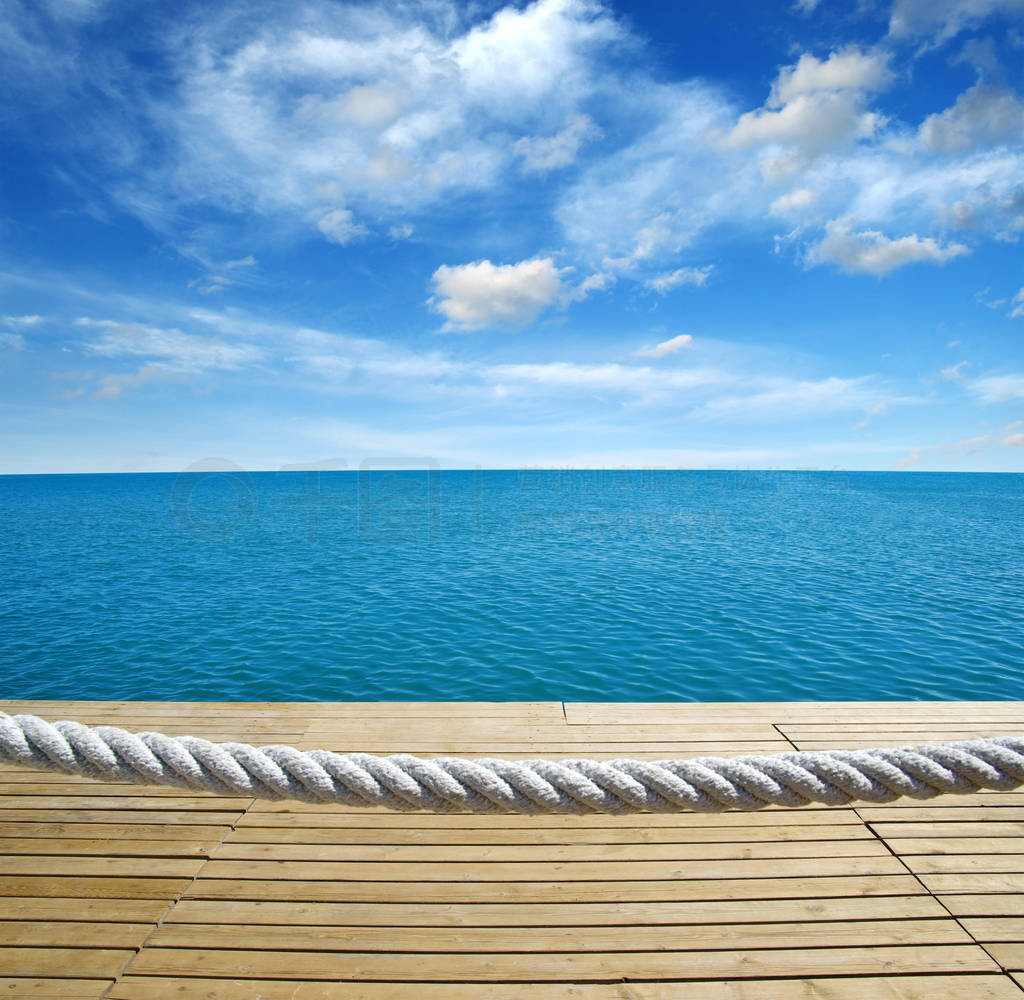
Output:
[[1, 700, 1022, 999]]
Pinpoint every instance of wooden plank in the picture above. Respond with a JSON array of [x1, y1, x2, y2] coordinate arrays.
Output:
[[960, 918, 1024, 941], [0, 948, 133, 977], [0, 921, 151, 948], [0, 810, 242, 826], [794, 741, 1024, 751], [870, 823, 1024, 839], [164, 894, 950, 926], [0, 876, 193, 899], [280, 745, 795, 757], [853, 793, 1024, 808], [0, 839, 218, 858], [195, 854, 909, 882], [147, 918, 974, 953], [0, 980, 113, 1000], [184, 874, 927, 903], [107, 979, 625, 999], [859, 807, 1024, 823], [0, 856, 205, 878], [0, 784, 241, 800], [886, 839, 1024, 855], [0, 823, 230, 841], [224, 823, 875, 845], [103, 977, 1024, 1000], [3, 699, 1021, 998], [920, 874, 1024, 893], [121, 943, 1000, 980], [209, 840, 890, 863], [941, 894, 1024, 916], [901, 856, 1024, 875], [0, 796, 250, 811], [298, 724, 783, 742], [621, 978, 1024, 1000], [783, 723, 1024, 733], [981, 945, 1024, 970], [0, 898, 167, 922], [237, 808, 865, 827]]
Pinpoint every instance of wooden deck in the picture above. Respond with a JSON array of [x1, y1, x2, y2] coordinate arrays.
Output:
[[1, 700, 1023, 999]]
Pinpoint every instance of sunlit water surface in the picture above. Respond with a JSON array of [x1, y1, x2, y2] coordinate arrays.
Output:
[[2, 469, 1022, 701]]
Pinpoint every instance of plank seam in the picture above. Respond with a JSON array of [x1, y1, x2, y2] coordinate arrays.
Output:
[[856, 803, 1024, 991], [99, 796, 254, 999]]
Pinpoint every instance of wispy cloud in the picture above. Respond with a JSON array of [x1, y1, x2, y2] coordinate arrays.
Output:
[[893, 432, 992, 468], [0, 333, 26, 351], [940, 360, 970, 380], [889, 0, 1024, 43], [693, 376, 889, 420], [635, 334, 693, 358], [514, 114, 602, 173], [2, 314, 44, 327], [645, 267, 712, 294], [969, 373, 1024, 402], [69, 317, 265, 396]]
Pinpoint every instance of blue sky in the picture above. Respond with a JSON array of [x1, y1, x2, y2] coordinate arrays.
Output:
[[2, 0, 1023, 473]]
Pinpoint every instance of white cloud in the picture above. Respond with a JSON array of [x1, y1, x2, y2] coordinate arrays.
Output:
[[770, 188, 817, 216], [723, 50, 890, 176], [563, 271, 615, 303], [889, 0, 1024, 41], [635, 334, 693, 358], [854, 401, 890, 428], [105, 0, 626, 237], [1011, 287, 1024, 318], [92, 363, 184, 399], [77, 318, 263, 372], [938, 433, 991, 451], [940, 360, 970, 379], [644, 267, 712, 294], [725, 92, 882, 162], [514, 114, 601, 173], [224, 255, 257, 270], [0, 332, 25, 350], [694, 376, 885, 420], [893, 450, 922, 469], [893, 431, 992, 468], [969, 374, 1024, 402], [556, 34, 1023, 283], [429, 257, 564, 331], [332, 84, 405, 129], [807, 219, 969, 275], [920, 83, 1024, 153], [2, 314, 44, 327], [769, 49, 892, 106], [1003, 432, 1024, 446], [315, 208, 368, 245]]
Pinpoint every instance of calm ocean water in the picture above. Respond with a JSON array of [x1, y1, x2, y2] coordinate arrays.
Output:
[[1, 469, 1023, 702]]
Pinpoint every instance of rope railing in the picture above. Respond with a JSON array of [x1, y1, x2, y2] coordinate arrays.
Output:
[[1, 711, 1022, 814]]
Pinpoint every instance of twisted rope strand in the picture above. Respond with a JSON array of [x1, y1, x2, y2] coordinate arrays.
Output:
[[1, 711, 1022, 814]]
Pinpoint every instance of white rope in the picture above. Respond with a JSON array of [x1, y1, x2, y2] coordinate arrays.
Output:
[[1, 711, 1022, 814]]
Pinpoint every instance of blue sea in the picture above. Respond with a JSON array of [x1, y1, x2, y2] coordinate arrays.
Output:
[[1, 469, 1023, 702]]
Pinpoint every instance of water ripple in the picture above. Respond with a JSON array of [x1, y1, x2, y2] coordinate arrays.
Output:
[[1, 470, 1023, 702]]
